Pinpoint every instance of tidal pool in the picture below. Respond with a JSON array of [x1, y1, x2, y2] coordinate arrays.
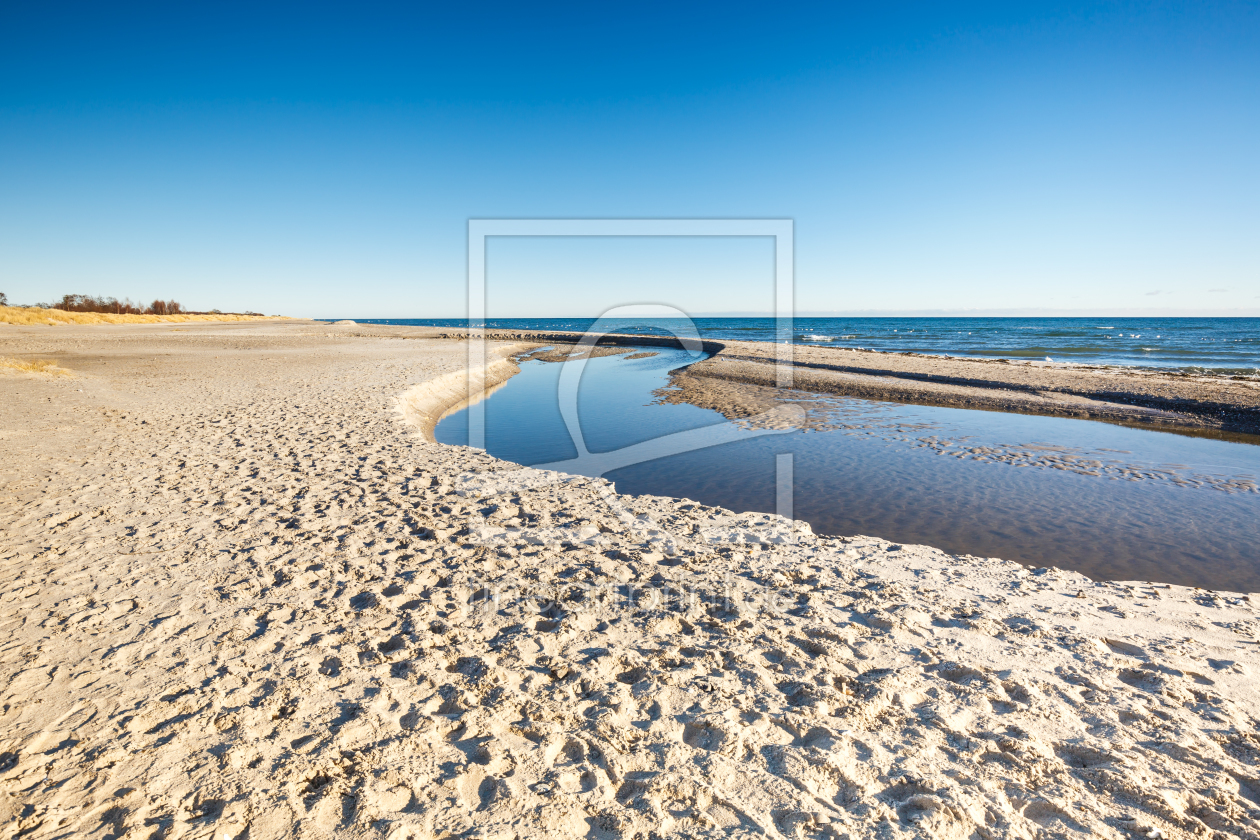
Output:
[[436, 347, 1260, 591]]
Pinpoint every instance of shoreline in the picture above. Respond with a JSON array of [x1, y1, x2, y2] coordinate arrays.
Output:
[[2, 321, 1259, 839], [433, 327, 1260, 440], [396, 342, 534, 442]]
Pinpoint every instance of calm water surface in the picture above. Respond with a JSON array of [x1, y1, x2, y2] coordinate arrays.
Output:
[[436, 348, 1260, 591]]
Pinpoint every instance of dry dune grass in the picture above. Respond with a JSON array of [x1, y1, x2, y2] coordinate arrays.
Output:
[[0, 304, 283, 326], [0, 357, 72, 376]]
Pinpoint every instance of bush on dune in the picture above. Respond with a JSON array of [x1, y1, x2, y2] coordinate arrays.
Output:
[[46, 294, 175, 315]]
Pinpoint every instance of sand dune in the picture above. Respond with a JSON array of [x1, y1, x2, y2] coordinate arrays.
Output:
[[0, 304, 284, 327], [1, 321, 1258, 840]]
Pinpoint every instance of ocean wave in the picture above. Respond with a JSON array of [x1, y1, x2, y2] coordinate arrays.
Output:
[[1179, 366, 1260, 378], [357, 317, 1258, 371]]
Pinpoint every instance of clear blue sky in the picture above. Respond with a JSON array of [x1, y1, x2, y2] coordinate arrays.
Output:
[[2, 1, 1258, 317]]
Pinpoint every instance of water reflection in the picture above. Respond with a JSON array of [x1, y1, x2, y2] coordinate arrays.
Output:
[[435, 348, 1260, 591]]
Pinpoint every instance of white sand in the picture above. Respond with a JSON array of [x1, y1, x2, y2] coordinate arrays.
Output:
[[1, 322, 1258, 840]]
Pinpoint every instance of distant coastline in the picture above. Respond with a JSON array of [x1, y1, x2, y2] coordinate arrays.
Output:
[[696, 309, 1260, 318], [331, 316, 1260, 374]]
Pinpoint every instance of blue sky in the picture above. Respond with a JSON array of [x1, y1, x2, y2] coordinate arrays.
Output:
[[2, 1, 1258, 317]]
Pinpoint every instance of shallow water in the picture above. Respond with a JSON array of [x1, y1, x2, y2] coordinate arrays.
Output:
[[436, 348, 1260, 591]]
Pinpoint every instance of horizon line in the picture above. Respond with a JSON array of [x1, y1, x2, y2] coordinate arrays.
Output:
[[337, 308, 1260, 319]]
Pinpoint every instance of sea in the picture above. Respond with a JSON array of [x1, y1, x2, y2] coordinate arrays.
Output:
[[345, 317, 1260, 375]]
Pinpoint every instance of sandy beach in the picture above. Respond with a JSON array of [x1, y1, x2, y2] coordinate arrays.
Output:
[[2, 321, 1259, 840]]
